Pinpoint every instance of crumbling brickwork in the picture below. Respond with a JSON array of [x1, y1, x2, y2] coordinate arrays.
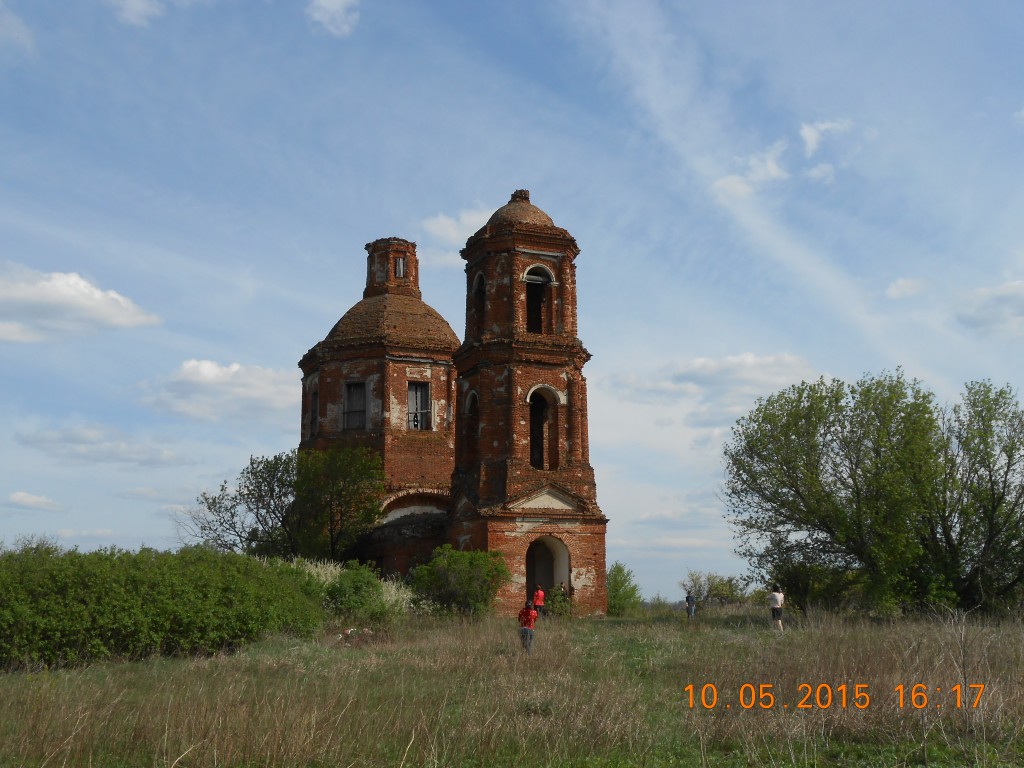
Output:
[[299, 193, 608, 614]]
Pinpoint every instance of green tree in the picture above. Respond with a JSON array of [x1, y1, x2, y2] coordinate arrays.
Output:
[[410, 545, 511, 614], [724, 371, 1024, 612], [926, 381, 1024, 608], [183, 447, 385, 561], [606, 561, 643, 617], [680, 570, 749, 603], [295, 446, 386, 560]]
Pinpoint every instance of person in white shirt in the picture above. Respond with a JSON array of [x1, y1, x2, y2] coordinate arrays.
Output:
[[768, 585, 784, 631]]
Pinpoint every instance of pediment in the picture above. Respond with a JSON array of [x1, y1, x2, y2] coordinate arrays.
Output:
[[507, 486, 580, 512]]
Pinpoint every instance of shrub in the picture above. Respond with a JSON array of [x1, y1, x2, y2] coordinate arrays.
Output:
[[606, 561, 643, 617], [410, 545, 510, 614], [546, 585, 571, 617], [323, 562, 392, 625], [0, 542, 324, 669]]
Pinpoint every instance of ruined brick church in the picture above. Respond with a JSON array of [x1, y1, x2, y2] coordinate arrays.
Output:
[[298, 191, 607, 614]]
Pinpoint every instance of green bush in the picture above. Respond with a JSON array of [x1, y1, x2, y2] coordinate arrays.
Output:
[[607, 561, 643, 617], [0, 542, 324, 669], [546, 585, 571, 617], [410, 545, 510, 615], [323, 562, 394, 625]]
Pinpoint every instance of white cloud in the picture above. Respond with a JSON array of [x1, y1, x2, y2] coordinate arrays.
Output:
[[805, 163, 836, 185], [712, 142, 788, 204], [957, 281, 1024, 336], [0, 1, 33, 54], [421, 207, 492, 247], [144, 359, 298, 423], [6, 492, 61, 512], [307, 0, 360, 38], [1013, 107, 1024, 128], [0, 263, 160, 342], [56, 528, 116, 540], [746, 141, 789, 183], [17, 425, 191, 467], [616, 352, 815, 405], [419, 206, 493, 266], [102, 0, 206, 27], [711, 175, 753, 205], [886, 277, 926, 299], [799, 119, 852, 157], [103, 0, 165, 26]]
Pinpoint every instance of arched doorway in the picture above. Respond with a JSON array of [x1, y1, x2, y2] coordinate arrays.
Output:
[[525, 536, 570, 600]]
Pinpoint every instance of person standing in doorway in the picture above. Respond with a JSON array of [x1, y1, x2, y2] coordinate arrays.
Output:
[[685, 591, 696, 619], [768, 584, 785, 631], [518, 600, 539, 654], [532, 584, 546, 618]]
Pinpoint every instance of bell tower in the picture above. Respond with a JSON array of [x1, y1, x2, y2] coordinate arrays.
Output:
[[451, 190, 607, 614]]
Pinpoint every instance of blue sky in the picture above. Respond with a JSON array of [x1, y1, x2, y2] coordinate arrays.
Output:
[[2, 0, 1024, 600]]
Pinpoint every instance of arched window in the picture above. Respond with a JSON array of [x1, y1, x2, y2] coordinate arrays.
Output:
[[524, 266, 552, 334], [472, 273, 486, 338], [529, 389, 559, 470]]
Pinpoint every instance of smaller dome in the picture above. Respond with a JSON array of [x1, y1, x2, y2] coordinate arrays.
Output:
[[324, 293, 459, 353], [485, 189, 554, 228]]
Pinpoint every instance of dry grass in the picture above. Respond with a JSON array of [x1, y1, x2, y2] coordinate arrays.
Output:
[[1, 608, 1022, 767]]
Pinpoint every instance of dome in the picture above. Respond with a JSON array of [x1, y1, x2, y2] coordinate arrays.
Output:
[[324, 293, 459, 352], [485, 189, 554, 228]]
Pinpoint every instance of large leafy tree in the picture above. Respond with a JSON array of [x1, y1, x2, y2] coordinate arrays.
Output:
[[295, 446, 386, 560], [182, 446, 385, 560], [724, 372, 1024, 612]]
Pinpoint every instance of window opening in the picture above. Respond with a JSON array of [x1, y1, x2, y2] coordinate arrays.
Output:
[[529, 392, 548, 469], [525, 267, 551, 334], [343, 382, 366, 430], [395, 257, 406, 278], [309, 389, 319, 436], [408, 382, 431, 430]]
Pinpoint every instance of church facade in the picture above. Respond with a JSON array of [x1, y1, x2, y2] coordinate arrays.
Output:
[[298, 191, 607, 614]]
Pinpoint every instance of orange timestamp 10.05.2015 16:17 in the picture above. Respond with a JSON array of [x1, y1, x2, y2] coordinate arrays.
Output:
[[684, 683, 986, 710]]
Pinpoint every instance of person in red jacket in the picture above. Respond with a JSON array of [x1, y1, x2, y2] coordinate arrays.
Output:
[[518, 601, 539, 654], [532, 585, 546, 618]]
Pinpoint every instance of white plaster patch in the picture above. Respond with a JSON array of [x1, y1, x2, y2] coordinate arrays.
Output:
[[509, 488, 578, 511], [379, 503, 447, 524]]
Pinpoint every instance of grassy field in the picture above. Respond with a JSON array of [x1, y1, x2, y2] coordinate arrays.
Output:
[[1, 606, 1022, 767]]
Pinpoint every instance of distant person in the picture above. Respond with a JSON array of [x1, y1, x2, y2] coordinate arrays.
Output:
[[768, 584, 784, 631], [518, 600, 539, 654], [685, 591, 696, 619], [533, 585, 546, 618]]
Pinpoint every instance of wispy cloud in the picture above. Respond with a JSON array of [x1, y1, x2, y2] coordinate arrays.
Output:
[[1013, 107, 1024, 129], [16, 425, 191, 467], [957, 281, 1024, 336], [143, 359, 297, 423], [713, 142, 789, 203], [0, 263, 160, 342], [103, 0, 165, 26], [886, 277, 926, 299], [805, 163, 836, 185], [0, 0, 33, 54], [56, 528, 116, 540], [6, 492, 61, 512], [102, 0, 206, 27], [799, 119, 851, 157], [307, 0, 360, 38], [611, 352, 817, 426]]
